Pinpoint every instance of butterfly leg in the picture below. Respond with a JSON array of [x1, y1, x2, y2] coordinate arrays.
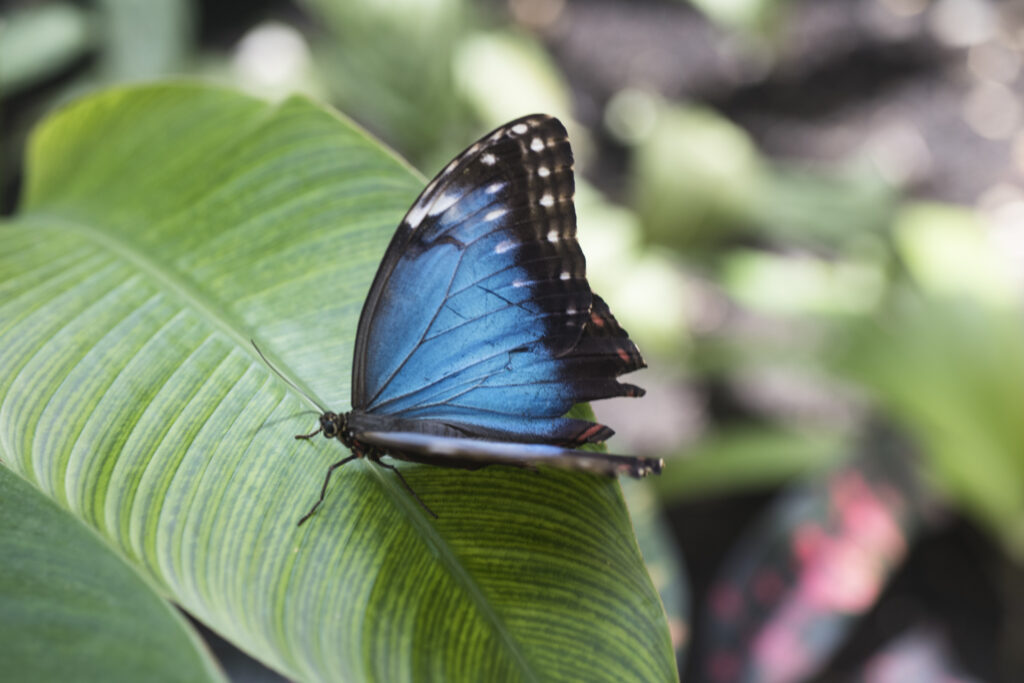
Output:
[[373, 456, 438, 519], [297, 454, 358, 526]]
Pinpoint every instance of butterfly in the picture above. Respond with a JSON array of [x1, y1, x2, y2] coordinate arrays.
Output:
[[256, 114, 662, 525]]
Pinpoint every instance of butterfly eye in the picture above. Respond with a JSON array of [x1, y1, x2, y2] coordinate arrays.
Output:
[[320, 413, 338, 438]]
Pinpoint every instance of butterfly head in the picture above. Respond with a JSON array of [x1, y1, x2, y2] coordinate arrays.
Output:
[[319, 411, 348, 440]]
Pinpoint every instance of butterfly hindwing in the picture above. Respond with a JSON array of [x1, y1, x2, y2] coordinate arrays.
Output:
[[350, 115, 643, 446], [356, 431, 662, 477]]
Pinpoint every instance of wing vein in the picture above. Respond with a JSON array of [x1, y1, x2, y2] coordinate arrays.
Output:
[[364, 248, 468, 408]]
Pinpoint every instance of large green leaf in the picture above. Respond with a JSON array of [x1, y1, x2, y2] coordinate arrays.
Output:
[[0, 464, 226, 683], [0, 83, 675, 682]]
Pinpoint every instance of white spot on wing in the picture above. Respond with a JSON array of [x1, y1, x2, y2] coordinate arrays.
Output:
[[481, 153, 496, 166], [540, 194, 554, 207], [511, 123, 528, 134], [567, 306, 577, 315], [560, 271, 570, 280], [495, 239, 515, 254], [485, 209, 507, 222], [405, 203, 428, 229], [537, 166, 550, 177], [512, 279, 527, 288], [531, 137, 544, 152], [547, 229, 559, 243], [429, 192, 459, 216], [486, 182, 504, 194]]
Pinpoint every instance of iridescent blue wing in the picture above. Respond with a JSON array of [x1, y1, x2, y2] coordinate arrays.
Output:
[[351, 114, 644, 446]]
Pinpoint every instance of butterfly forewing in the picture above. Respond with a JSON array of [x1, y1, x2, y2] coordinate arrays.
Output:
[[281, 115, 660, 528], [350, 115, 643, 446]]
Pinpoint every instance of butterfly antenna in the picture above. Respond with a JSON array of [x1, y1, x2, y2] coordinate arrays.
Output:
[[250, 339, 327, 414]]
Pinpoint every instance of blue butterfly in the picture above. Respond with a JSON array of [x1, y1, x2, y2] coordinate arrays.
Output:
[[260, 114, 662, 525]]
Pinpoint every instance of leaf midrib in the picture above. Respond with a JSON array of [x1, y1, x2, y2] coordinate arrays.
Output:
[[16, 208, 541, 682]]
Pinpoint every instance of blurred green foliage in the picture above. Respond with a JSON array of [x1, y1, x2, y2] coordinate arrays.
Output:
[[628, 94, 898, 254], [681, 0, 784, 35], [299, 0, 475, 167], [0, 3, 94, 94], [838, 204, 1024, 555], [0, 0, 189, 97]]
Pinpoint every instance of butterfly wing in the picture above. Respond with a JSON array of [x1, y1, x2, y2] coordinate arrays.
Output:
[[350, 115, 643, 446], [357, 431, 663, 477]]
